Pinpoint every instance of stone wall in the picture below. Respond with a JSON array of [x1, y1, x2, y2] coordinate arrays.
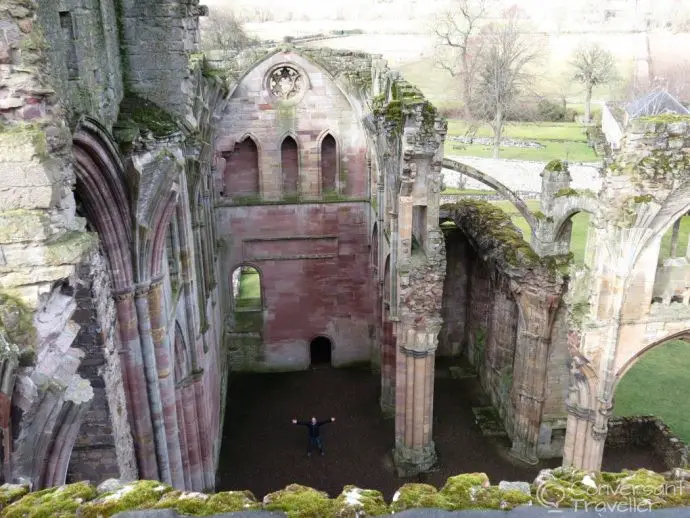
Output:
[[216, 49, 369, 201], [606, 416, 688, 470], [35, 0, 123, 128], [217, 202, 374, 370], [118, 0, 208, 118]]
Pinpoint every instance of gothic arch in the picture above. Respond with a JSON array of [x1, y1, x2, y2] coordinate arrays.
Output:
[[317, 130, 339, 194], [230, 263, 264, 310], [72, 118, 133, 290], [442, 158, 537, 231], [371, 223, 379, 272], [613, 329, 690, 393], [221, 134, 261, 198], [280, 134, 300, 195]]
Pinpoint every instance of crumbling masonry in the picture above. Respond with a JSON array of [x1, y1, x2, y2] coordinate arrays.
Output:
[[0, 0, 688, 491]]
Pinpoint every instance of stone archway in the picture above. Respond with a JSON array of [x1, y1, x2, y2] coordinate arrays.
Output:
[[310, 336, 333, 366]]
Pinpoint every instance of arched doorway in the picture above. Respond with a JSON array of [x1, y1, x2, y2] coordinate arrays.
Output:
[[310, 336, 332, 366]]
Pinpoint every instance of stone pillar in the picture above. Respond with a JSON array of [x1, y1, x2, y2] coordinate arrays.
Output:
[[181, 382, 203, 491], [114, 291, 159, 480], [175, 389, 192, 490], [509, 288, 561, 464], [148, 280, 185, 489], [133, 283, 171, 485], [393, 323, 439, 476], [193, 373, 215, 490], [670, 218, 681, 257], [380, 316, 396, 417]]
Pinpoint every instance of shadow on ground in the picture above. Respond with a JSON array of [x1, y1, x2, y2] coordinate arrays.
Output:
[[216, 363, 666, 500]]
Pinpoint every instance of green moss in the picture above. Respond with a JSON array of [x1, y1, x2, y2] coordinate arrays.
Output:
[[45, 231, 98, 265], [333, 486, 388, 517], [3, 482, 96, 518], [545, 159, 565, 172], [118, 94, 179, 137], [389, 483, 450, 513], [263, 484, 335, 518], [633, 194, 654, 203], [554, 188, 579, 198], [203, 491, 260, 513], [0, 483, 30, 510], [639, 114, 690, 124], [77, 480, 172, 518], [0, 291, 36, 347]]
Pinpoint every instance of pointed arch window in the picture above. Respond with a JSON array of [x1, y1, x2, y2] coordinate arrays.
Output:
[[321, 133, 337, 194], [223, 136, 259, 198], [281, 136, 299, 195]]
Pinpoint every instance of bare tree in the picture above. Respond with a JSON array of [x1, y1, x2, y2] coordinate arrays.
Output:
[[201, 9, 257, 57], [570, 42, 617, 123], [433, 0, 491, 120], [473, 12, 540, 158]]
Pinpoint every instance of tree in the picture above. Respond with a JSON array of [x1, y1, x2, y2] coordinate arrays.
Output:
[[200, 9, 257, 57], [570, 42, 617, 123], [433, 0, 491, 120], [473, 12, 540, 158]]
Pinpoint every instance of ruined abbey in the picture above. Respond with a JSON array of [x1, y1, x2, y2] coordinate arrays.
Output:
[[0, 0, 689, 500]]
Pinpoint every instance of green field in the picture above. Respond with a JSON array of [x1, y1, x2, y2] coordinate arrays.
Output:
[[613, 340, 690, 443], [445, 139, 598, 162], [236, 268, 261, 309], [447, 120, 589, 142]]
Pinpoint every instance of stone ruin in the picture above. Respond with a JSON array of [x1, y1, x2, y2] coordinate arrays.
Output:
[[0, 0, 689, 509]]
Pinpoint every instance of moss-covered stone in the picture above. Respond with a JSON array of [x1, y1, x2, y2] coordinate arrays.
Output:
[[203, 490, 260, 513], [0, 210, 52, 244], [0, 483, 30, 510], [3, 481, 96, 518], [262, 484, 335, 517], [77, 480, 172, 518], [545, 159, 565, 172], [0, 291, 36, 346], [554, 188, 579, 198], [44, 231, 98, 265], [333, 486, 388, 517], [117, 94, 179, 137], [389, 483, 450, 513]]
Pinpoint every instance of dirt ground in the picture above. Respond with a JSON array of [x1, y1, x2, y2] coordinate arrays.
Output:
[[216, 365, 666, 500]]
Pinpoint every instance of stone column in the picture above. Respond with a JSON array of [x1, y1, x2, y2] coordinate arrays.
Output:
[[193, 372, 215, 490], [114, 291, 159, 480], [670, 218, 681, 257], [509, 288, 561, 464], [181, 382, 203, 491], [175, 389, 192, 490], [393, 323, 439, 476], [148, 279, 185, 489], [133, 283, 171, 485]]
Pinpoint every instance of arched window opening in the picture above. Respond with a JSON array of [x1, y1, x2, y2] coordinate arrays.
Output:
[[609, 337, 690, 471], [554, 211, 592, 267], [232, 265, 262, 310], [321, 134, 337, 195], [310, 336, 332, 366], [223, 137, 259, 198], [165, 218, 180, 293], [371, 224, 379, 273], [173, 324, 189, 382], [660, 211, 690, 264], [281, 136, 299, 196]]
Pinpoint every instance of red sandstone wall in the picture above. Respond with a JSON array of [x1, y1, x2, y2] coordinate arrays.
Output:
[[216, 51, 369, 201], [218, 202, 374, 369]]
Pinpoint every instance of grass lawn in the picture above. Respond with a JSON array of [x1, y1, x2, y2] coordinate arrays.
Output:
[[613, 340, 690, 443], [236, 268, 261, 309], [447, 120, 589, 142], [445, 140, 598, 163]]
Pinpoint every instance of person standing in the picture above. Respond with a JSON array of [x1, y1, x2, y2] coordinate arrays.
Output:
[[291, 416, 335, 456]]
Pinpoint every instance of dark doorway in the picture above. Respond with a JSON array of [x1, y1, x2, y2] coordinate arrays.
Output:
[[310, 336, 332, 366]]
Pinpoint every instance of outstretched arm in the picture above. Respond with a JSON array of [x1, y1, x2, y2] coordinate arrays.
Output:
[[292, 419, 307, 426], [318, 417, 336, 426]]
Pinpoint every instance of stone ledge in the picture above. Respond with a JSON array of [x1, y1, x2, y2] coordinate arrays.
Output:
[[2, 467, 688, 517]]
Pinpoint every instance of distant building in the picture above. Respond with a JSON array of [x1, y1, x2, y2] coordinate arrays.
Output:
[[602, 90, 689, 149]]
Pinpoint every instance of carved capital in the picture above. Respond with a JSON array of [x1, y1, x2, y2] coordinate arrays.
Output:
[[399, 346, 433, 358], [566, 402, 594, 421], [134, 283, 151, 298], [112, 287, 134, 302]]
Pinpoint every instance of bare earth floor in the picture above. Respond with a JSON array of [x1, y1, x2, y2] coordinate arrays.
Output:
[[216, 365, 666, 499]]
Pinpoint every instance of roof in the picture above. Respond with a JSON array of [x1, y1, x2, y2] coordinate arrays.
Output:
[[625, 90, 689, 119]]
